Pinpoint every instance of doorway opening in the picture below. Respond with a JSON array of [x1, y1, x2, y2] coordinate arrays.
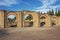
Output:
[[7, 15, 17, 27], [24, 14, 33, 27], [51, 21, 56, 26], [40, 16, 46, 27], [40, 22, 45, 27]]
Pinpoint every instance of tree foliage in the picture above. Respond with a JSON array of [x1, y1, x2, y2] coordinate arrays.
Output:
[[47, 9, 54, 15], [8, 17, 16, 23], [25, 15, 33, 21], [55, 10, 60, 16], [47, 9, 60, 16]]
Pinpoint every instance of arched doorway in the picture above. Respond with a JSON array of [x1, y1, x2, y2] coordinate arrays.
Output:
[[51, 20, 56, 26], [40, 22, 45, 27], [7, 15, 17, 27], [23, 11, 39, 28], [40, 16, 46, 27], [51, 16, 57, 27], [24, 14, 33, 27]]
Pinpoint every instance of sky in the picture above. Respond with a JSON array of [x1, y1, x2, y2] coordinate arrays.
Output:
[[8, 15, 15, 19], [0, 0, 60, 13]]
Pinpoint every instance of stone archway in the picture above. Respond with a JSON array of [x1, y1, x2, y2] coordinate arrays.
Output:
[[6, 12, 18, 28], [51, 21, 56, 26], [7, 15, 17, 27], [23, 14, 33, 27], [40, 14, 51, 27], [23, 11, 39, 28], [40, 15, 46, 27], [51, 16, 58, 27]]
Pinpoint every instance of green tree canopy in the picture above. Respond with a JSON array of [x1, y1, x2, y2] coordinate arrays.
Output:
[[47, 9, 54, 15], [25, 14, 33, 21], [55, 10, 60, 16], [8, 17, 16, 23]]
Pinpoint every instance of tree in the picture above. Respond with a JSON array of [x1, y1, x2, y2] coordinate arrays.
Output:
[[52, 9, 54, 14], [25, 15, 33, 21], [8, 18, 11, 22], [55, 10, 60, 16], [58, 10, 60, 16], [40, 12, 43, 14], [13, 17, 16, 21], [47, 9, 54, 15], [8, 17, 16, 23], [55, 10, 58, 16]]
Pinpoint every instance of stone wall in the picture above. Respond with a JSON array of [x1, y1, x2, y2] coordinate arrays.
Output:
[[0, 10, 60, 29], [0, 10, 4, 29]]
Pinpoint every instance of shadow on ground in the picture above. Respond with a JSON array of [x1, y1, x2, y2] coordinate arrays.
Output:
[[0, 29, 9, 38]]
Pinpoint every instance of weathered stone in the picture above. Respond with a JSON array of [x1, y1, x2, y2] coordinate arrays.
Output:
[[0, 10, 60, 29]]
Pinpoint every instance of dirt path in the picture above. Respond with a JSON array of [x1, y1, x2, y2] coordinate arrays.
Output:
[[0, 27, 60, 40]]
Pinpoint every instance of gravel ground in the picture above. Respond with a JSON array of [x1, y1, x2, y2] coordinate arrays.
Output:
[[0, 27, 60, 40]]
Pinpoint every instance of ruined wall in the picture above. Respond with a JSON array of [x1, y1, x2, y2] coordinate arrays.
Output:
[[0, 10, 60, 29], [40, 14, 51, 27], [0, 10, 4, 29], [46, 15, 51, 27], [6, 11, 23, 28], [51, 16, 58, 27], [16, 12, 23, 28], [23, 11, 39, 28], [57, 16, 60, 27]]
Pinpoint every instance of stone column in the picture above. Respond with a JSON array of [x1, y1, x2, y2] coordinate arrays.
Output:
[[33, 12, 39, 28], [57, 17, 60, 27], [45, 15, 51, 27], [0, 10, 4, 29], [19, 12, 23, 28], [17, 12, 23, 28]]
